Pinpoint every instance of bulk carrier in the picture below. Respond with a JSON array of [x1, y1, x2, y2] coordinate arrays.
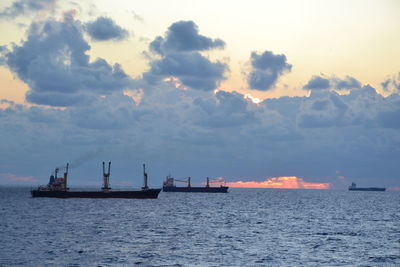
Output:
[[162, 176, 228, 193], [31, 163, 161, 198], [348, 182, 386, 192]]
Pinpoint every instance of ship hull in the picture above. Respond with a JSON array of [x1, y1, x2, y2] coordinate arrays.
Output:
[[31, 189, 162, 198], [349, 188, 386, 191], [163, 186, 228, 193]]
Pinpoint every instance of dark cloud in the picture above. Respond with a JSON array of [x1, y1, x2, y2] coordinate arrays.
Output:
[[3, 17, 134, 106], [304, 76, 330, 90], [144, 52, 227, 91], [25, 91, 92, 107], [304, 75, 361, 91], [144, 21, 227, 91], [149, 20, 225, 55], [0, 0, 56, 19], [334, 76, 361, 90], [247, 51, 292, 91], [85, 16, 129, 42]]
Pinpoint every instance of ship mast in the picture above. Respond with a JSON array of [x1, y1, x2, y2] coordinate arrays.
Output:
[[102, 161, 111, 191], [142, 164, 148, 190]]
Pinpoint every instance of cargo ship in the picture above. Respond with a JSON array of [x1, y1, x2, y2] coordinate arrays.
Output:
[[31, 163, 161, 198], [348, 182, 386, 192], [162, 176, 228, 193]]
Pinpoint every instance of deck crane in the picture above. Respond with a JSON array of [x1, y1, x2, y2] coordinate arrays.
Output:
[[174, 177, 191, 187], [102, 161, 111, 191]]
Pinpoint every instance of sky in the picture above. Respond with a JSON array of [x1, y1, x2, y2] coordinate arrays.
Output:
[[0, 0, 399, 189]]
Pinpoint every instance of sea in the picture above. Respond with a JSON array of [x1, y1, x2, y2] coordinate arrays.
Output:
[[0, 187, 399, 266]]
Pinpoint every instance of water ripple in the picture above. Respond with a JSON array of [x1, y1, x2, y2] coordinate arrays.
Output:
[[0, 188, 399, 266]]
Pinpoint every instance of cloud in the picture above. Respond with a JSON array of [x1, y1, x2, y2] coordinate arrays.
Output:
[[131, 11, 143, 22], [2, 16, 134, 106], [304, 75, 362, 91], [1, 81, 400, 188], [304, 76, 330, 90], [247, 51, 292, 91], [297, 91, 349, 128], [144, 52, 227, 91], [144, 20, 228, 91], [0, 0, 57, 19], [295, 85, 396, 128], [381, 73, 400, 94], [388, 187, 400, 191], [193, 91, 258, 127], [0, 45, 8, 65], [377, 109, 400, 128], [149, 20, 224, 56], [226, 176, 331, 189], [0, 173, 36, 184], [334, 76, 361, 90], [84, 16, 129, 42], [0, 18, 399, 188]]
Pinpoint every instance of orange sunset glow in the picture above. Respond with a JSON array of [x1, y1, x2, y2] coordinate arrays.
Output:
[[226, 176, 331, 189]]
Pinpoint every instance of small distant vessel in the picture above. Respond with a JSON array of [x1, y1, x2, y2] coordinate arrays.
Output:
[[162, 176, 228, 193], [31, 163, 161, 198], [348, 182, 386, 192]]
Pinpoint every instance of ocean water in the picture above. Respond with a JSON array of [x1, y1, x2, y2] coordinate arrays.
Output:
[[0, 187, 399, 266]]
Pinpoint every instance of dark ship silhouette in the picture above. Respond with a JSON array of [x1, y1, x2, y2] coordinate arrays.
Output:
[[163, 176, 228, 193], [348, 182, 386, 192], [31, 163, 161, 198]]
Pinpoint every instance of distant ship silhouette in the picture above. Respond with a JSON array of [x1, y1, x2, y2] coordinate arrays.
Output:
[[348, 182, 385, 191], [163, 176, 228, 193]]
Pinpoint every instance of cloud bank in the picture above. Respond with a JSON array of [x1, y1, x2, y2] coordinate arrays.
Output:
[[0, 16, 399, 189], [1, 82, 399, 187], [226, 176, 331, 189]]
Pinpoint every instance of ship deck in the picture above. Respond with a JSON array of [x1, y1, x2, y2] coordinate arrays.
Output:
[[163, 186, 228, 193]]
